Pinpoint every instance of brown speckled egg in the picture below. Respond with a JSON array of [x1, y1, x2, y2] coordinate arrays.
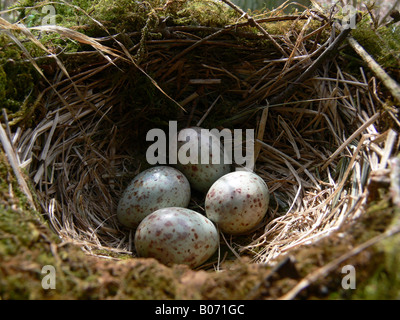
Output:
[[205, 171, 269, 235], [175, 127, 231, 193], [135, 207, 219, 268], [117, 166, 191, 228]]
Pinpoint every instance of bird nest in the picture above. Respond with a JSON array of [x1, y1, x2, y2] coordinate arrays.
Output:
[[1, 0, 398, 268]]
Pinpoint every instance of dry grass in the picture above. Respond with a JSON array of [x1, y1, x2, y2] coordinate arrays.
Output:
[[1, 0, 399, 267]]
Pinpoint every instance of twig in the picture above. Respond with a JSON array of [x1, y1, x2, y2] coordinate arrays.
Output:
[[220, 231, 242, 260], [0, 121, 36, 210], [197, 95, 221, 127], [347, 36, 400, 104]]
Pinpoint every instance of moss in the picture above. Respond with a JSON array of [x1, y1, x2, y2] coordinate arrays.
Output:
[[0, 208, 40, 255], [12, 0, 236, 36], [12, 0, 92, 27], [346, 19, 400, 77], [170, 0, 236, 27], [346, 203, 400, 300], [0, 152, 60, 299], [0, 34, 41, 114], [352, 237, 400, 299], [325, 198, 400, 299]]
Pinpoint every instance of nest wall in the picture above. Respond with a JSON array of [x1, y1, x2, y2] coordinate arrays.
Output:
[[2, 0, 397, 268]]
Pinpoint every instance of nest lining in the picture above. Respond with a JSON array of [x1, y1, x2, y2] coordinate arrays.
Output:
[[1, 1, 397, 267]]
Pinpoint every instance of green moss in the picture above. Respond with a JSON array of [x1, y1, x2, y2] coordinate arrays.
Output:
[[171, 0, 236, 27], [0, 34, 40, 114], [12, 0, 236, 35], [0, 208, 40, 255], [350, 19, 400, 73], [12, 0, 92, 27], [0, 153, 52, 256], [348, 204, 400, 299], [353, 236, 400, 300]]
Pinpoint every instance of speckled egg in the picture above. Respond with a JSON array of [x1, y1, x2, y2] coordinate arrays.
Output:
[[205, 171, 269, 235], [175, 127, 231, 193], [117, 166, 191, 228], [135, 207, 219, 268]]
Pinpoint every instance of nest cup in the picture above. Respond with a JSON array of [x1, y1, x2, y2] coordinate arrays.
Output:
[[5, 1, 393, 267]]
